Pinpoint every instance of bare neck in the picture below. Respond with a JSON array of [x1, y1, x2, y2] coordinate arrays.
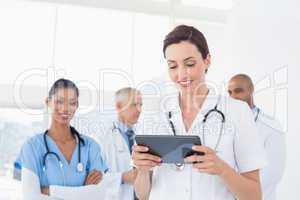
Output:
[[48, 122, 73, 141], [249, 96, 255, 109], [180, 86, 209, 112]]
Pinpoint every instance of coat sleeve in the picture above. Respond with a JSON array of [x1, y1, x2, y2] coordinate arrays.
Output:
[[260, 131, 286, 194]]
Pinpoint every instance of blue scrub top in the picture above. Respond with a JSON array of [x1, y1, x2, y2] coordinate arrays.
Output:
[[18, 133, 108, 187]]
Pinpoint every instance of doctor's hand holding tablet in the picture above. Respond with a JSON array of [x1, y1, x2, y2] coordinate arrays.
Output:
[[133, 135, 229, 178], [132, 24, 267, 200]]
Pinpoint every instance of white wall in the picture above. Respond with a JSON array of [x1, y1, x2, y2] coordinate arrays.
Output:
[[222, 0, 300, 198]]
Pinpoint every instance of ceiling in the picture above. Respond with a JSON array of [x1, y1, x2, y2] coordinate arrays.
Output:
[[29, 0, 233, 23]]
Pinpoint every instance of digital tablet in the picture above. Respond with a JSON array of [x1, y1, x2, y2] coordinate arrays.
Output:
[[135, 135, 203, 164]]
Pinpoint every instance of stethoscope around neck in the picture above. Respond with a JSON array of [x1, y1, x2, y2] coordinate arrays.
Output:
[[112, 122, 122, 133], [254, 107, 260, 122], [42, 126, 85, 185], [112, 122, 135, 153], [167, 96, 226, 170]]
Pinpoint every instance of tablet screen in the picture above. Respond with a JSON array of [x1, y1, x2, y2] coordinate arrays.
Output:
[[135, 135, 203, 164]]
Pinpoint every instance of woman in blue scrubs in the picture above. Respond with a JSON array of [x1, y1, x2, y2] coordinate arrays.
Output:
[[19, 78, 109, 199]]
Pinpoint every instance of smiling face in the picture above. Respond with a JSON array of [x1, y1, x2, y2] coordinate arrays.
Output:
[[165, 41, 210, 95], [46, 88, 78, 126]]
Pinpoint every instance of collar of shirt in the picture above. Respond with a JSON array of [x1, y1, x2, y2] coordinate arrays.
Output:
[[164, 89, 221, 135], [252, 105, 262, 123], [114, 120, 135, 153], [252, 105, 259, 114], [115, 120, 132, 134]]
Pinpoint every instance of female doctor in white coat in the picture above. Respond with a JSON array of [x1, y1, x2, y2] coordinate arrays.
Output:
[[132, 25, 267, 200]]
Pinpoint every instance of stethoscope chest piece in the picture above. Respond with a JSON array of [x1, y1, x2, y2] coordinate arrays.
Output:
[[77, 163, 84, 172], [173, 162, 185, 171]]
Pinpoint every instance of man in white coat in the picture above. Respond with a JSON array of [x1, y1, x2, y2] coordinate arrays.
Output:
[[98, 87, 142, 200], [228, 74, 286, 200]]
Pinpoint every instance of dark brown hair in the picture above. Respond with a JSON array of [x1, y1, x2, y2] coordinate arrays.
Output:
[[48, 78, 79, 99], [163, 24, 210, 60]]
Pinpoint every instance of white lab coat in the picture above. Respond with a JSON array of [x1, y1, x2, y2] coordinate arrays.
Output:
[[136, 93, 267, 200], [254, 108, 286, 200], [97, 121, 134, 200]]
